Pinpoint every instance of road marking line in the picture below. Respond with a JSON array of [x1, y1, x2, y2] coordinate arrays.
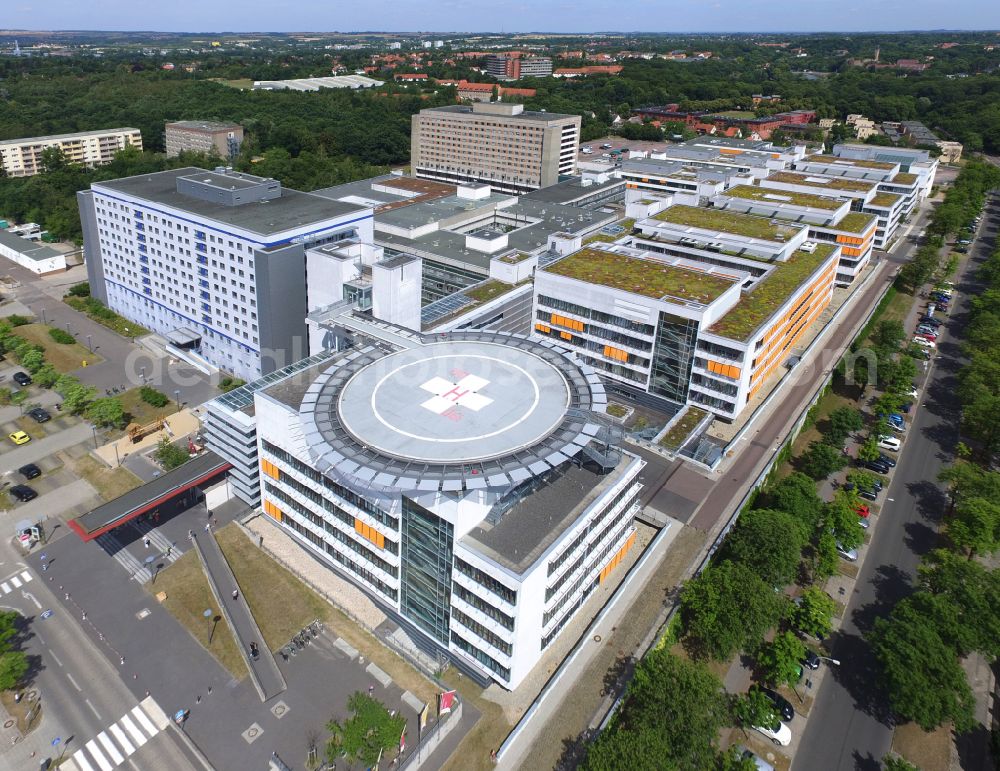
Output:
[[119, 714, 148, 747], [66, 672, 82, 691], [73, 748, 97, 771], [140, 695, 170, 730], [0, 582, 9, 594], [50, 650, 63, 667], [85, 698, 102, 720], [85, 738, 114, 771], [10, 576, 21, 588], [97, 731, 125, 765], [20, 571, 31, 583], [109, 723, 135, 756], [132, 704, 158, 737]]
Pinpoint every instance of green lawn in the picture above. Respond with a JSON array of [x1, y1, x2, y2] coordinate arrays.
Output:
[[659, 407, 710, 450], [8, 323, 103, 372], [119, 387, 178, 426]]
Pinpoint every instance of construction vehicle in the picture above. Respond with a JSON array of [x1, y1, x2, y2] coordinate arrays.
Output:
[[127, 419, 166, 444]]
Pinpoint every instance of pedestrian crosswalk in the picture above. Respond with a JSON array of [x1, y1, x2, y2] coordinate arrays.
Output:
[[0, 570, 32, 596], [96, 525, 182, 583], [63, 697, 169, 771]]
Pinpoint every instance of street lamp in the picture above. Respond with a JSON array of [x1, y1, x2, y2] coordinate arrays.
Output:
[[66, 321, 73, 335], [86, 334, 93, 352], [203, 608, 215, 644], [174, 390, 181, 410], [40, 308, 47, 325], [92, 425, 99, 450], [139, 366, 146, 384]]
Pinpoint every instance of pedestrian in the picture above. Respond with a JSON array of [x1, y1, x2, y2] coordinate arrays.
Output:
[[213, 517, 219, 528], [368, 684, 374, 696], [196, 695, 201, 704], [14, 692, 21, 704], [204, 522, 211, 533], [143, 537, 150, 549], [232, 589, 239, 601], [188, 529, 194, 540]]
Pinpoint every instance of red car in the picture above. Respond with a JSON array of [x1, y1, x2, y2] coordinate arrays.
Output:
[[915, 332, 937, 342], [855, 504, 870, 519]]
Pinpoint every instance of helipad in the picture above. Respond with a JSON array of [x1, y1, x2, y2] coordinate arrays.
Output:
[[337, 341, 571, 463]]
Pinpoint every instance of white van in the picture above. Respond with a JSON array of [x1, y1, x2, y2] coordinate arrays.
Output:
[[878, 435, 901, 452], [912, 336, 936, 349]]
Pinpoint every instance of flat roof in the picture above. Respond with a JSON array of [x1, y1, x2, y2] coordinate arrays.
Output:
[[542, 246, 736, 304], [708, 242, 837, 341], [0, 229, 63, 261], [337, 341, 571, 464], [520, 176, 625, 206], [868, 192, 902, 208], [313, 175, 456, 214], [166, 120, 242, 132], [834, 211, 877, 234], [804, 154, 897, 170], [0, 127, 139, 146], [462, 455, 633, 574], [889, 172, 918, 185], [654, 204, 802, 242], [420, 104, 577, 123], [764, 171, 876, 193], [721, 184, 844, 211], [92, 167, 367, 239]]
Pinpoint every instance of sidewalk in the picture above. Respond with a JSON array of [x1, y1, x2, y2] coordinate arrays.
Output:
[[193, 529, 286, 701]]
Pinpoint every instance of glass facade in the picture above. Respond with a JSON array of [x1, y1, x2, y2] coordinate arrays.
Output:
[[649, 311, 699, 404], [400, 497, 454, 645]]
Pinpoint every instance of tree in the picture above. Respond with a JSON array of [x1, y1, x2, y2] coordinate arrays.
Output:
[[793, 586, 837, 640], [812, 531, 841, 581], [139, 386, 170, 408], [732, 688, 778, 731], [19, 348, 44, 373], [858, 435, 881, 462], [799, 441, 848, 480], [823, 492, 865, 550], [61, 380, 96, 414], [584, 650, 730, 771], [758, 631, 807, 689], [33, 363, 59, 388], [918, 549, 1000, 660], [869, 597, 976, 732], [882, 755, 920, 771], [718, 747, 758, 770], [947, 495, 1000, 559], [679, 560, 786, 661], [326, 692, 406, 768], [824, 407, 864, 446], [0, 610, 27, 691], [722, 509, 805, 587], [761, 472, 824, 538], [86, 397, 125, 428], [154, 436, 190, 471]]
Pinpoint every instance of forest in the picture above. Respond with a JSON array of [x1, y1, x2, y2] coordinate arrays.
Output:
[[0, 31, 998, 242]]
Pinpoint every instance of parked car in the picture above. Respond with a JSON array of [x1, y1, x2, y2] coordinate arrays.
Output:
[[878, 435, 901, 452], [739, 748, 775, 771], [858, 515, 870, 529], [12, 371, 32, 386], [858, 487, 878, 502], [912, 337, 936, 349], [862, 459, 891, 474], [600, 143, 612, 149], [755, 686, 794, 721], [18, 463, 41, 480], [27, 407, 51, 423], [877, 453, 897, 468], [9, 485, 37, 503], [915, 333, 937, 344], [919, 317, 941, 327], [8, 430, 30, 445], [855, 504, 871, 518], [836, 543, 859, 562], [754, 720, 792, 747]]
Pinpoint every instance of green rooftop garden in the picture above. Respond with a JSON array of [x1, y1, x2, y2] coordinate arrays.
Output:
[[765, 172, 875, 193], [807, 154, 896, 170], [584, 218, 635, 244], [465, 279, 516, 304], [868, 192, 901, 208], [708, 242, 837, 341], [723, 184, 843, 211], [653, 205, 800, 242], [835, 211, 877, 234], [543, 247, 736, 304], [659, 406, 710, 451], [890, 172, 918, 185]]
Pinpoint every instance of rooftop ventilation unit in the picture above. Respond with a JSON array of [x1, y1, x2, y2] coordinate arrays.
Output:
[[800, 241, 817, 253]]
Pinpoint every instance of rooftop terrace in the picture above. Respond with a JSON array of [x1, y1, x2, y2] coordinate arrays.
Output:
[[708, 242, 837, 341], [653, 204, 801, 242], [542, 246, 735, 305], [805, 154, 897, 170], [722, 184, 844, 211]]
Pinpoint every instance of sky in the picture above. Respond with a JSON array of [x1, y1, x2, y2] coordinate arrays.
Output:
[[3, 0, 999, 34]]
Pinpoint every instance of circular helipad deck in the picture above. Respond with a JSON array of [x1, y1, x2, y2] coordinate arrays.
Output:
[[336, 341, 571, 463]]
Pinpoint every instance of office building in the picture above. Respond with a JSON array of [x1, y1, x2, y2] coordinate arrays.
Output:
[[486, 54, 553, 80], [830, 143, 938, 199], [533, 204, 840, 420], [204, 328, 643, 689], [77, 167, 372, 380], [165, 121, 244, 160], [411, 103, 580, 195], [0, 128, 142, 178]]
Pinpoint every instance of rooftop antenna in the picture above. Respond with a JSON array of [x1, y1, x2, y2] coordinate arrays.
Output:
[[13, 40, 21, 57]]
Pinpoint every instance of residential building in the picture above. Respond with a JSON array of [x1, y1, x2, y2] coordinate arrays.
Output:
[[0, 128, 142, 178], [410, 102, 580, 194], [454, 81, 536, 102], [486, 54, 552, 80], [165, 121, 244, 160], [553, 66, 623, 78], [203, 329, 643, 689], [77, 167, 373, 380], [533, 205, 840, 419]]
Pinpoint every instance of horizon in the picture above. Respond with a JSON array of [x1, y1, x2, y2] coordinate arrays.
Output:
[[1, 0, 998, 36]]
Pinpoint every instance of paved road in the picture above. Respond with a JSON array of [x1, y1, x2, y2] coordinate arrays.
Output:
[[793, 197, 998, 770], [0, 422, 96, 469]]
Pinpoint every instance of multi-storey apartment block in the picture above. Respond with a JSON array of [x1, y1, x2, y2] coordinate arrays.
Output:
[[486, 54, 553, 80], [0, 128, 142, 178], [411, 102, 580, 194], [165, 121, 244, 160], [77, 167, 372, 380], [204, 330, 643, 689]]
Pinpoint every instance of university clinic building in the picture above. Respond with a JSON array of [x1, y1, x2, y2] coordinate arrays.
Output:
[[206, 331, 644, 689]]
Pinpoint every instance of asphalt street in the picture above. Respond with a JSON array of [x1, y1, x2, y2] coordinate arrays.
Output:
[[793, 197, 998, 770]]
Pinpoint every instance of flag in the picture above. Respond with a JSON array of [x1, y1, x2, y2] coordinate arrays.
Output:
[[438, 689, 457, 715], [419, 703, 430, 736], [400, 727, 406, 753]]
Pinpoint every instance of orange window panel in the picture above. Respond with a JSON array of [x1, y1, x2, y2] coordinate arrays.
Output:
[[263, 499, 283, 522], [535, 323, 551, 334], [354, 518, 386, 549], [261, 459, 280, 480], [560, 331, 572, 340]]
